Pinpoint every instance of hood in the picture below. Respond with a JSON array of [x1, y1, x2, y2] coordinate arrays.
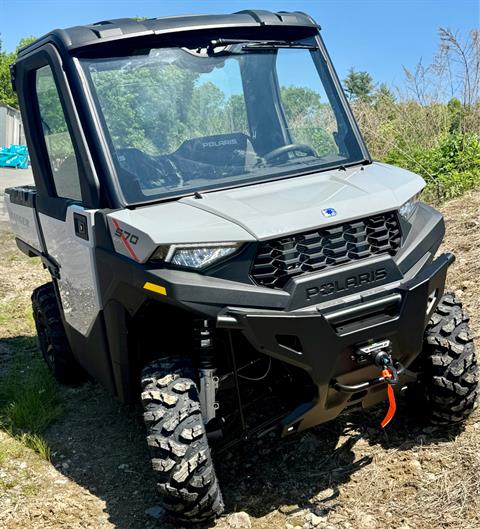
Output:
[[107, 162, 424, 263], [180, 162, 425, 240], [107, 200, 255, 263]]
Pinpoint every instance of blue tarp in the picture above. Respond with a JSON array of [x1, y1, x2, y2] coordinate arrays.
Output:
[[0, 144, 29, 169]]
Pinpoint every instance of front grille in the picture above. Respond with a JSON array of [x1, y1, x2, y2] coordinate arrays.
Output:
[[251, 212, 402, 289]]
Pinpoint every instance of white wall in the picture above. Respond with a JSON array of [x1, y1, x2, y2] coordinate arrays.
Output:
[[0, 104, 25, 148]]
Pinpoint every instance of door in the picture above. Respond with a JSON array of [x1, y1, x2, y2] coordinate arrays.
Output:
[[18, 45, 101, 337]]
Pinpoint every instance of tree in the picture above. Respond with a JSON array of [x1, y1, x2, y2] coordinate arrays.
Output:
[[343, 68, 375, 102], [0, 35, 36, 108], [0, 39, 17, 107], [280, 85, 322, 122], [280, 85, 338, 156], [375, 83, 396, 103], [372, 83, 396, 117]]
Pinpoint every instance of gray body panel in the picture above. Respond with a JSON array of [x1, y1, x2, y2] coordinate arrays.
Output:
[[5, 194, 43, 252], [39, 206, 101, 335], [181, 162, 424, 241], [108, 201, 255, 263], [107, 162, 425, 263]]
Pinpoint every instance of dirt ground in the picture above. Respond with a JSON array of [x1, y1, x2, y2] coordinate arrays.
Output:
[[0, 190, 479, 529]]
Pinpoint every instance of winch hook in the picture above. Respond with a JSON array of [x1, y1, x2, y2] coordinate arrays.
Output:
[[375, 351, 398, 428]]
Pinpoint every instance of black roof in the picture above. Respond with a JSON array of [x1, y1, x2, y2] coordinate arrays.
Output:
[[18, 10, 319, 57]]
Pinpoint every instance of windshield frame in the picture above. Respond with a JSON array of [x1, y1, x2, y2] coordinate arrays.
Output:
[[75, 32, 371, 208]]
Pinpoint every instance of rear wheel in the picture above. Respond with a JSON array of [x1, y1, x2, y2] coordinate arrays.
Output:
[[417, 291, 478, 424], [141, 356, 224, 524], [32, 282, 84, 384]]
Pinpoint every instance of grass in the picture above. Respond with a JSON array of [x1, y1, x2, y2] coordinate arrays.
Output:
[[0, 236, 61, 462], [0, 434, 25, 463], [0, 297, 32, 324], [1, 365, 62, 431], [0, 305, 62, 463], [16, 433, 52, 461], [0, 434, 41, 496], [0, 238, 63, 503], [0, 357, 62, 460]]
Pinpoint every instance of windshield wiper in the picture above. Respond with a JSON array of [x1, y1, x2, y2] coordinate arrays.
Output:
[[242, 42, 317, 51], [207, 39, 317, 53], [265, 156, 324, 170]]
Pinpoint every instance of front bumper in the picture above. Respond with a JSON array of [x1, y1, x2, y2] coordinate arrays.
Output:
[[217, 252, 455, 435]]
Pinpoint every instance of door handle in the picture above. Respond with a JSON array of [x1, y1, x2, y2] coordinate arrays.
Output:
[[73, 212, 89, 241]]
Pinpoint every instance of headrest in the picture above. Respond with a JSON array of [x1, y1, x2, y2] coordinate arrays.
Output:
[[173, 132, 256, 167]]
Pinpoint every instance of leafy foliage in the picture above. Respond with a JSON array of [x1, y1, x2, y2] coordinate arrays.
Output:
[[350, 28, 480, 203], [280, 86, 338, 156], [343, 68, 375, 102], [0, 36, 36, 108], [0, 46, 17, 108], [353, 95, 480, 203]]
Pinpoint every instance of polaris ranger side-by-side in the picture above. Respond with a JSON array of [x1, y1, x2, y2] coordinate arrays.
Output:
[[6, 10, 478, 524]]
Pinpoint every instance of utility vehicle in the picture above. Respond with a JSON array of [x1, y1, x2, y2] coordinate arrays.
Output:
[[5, 10, 478, 524]]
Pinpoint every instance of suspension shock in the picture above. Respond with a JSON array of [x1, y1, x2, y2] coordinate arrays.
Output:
[[193, 319, 219, 425]]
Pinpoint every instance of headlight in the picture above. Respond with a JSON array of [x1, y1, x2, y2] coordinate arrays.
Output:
[[399, 193, 420, 220], [150, 243, 241, 269]]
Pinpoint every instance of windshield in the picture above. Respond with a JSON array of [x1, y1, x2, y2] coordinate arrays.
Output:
[[80, 39, 366, 204]]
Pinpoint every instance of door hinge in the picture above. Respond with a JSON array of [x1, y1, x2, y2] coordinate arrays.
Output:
[[10, 64, 16, 93]]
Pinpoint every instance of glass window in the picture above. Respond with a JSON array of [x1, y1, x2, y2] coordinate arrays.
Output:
[[88, 51, 249, 157], [275, 48, 340, 159], [36, 65, 82, 201], [81, 40, 364, 204]]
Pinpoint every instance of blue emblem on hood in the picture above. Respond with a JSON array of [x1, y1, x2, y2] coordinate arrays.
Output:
[[322, 207, 337, 218]]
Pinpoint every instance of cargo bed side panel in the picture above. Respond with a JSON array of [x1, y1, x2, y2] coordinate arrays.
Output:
[[5, 187, 43, 252]]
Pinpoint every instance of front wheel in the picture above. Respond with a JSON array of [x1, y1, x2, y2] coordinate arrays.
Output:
[[141, 356, 224, 524], [417, 291, 478, 424]]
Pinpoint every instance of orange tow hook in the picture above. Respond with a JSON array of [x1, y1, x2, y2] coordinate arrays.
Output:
[[380, 368, 397, 428]]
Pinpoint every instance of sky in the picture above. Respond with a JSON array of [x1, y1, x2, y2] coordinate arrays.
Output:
[[0, 0, 478, 91]]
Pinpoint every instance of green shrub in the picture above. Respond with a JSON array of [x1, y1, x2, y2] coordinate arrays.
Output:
[[383, 132, 480, 202]]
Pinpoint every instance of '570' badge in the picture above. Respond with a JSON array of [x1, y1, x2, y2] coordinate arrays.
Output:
[[111, 219, 141, 263], [114, 226, 139, 245]]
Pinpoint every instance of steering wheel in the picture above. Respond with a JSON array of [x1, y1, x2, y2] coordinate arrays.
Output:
[[263, 143, 317, 164]]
